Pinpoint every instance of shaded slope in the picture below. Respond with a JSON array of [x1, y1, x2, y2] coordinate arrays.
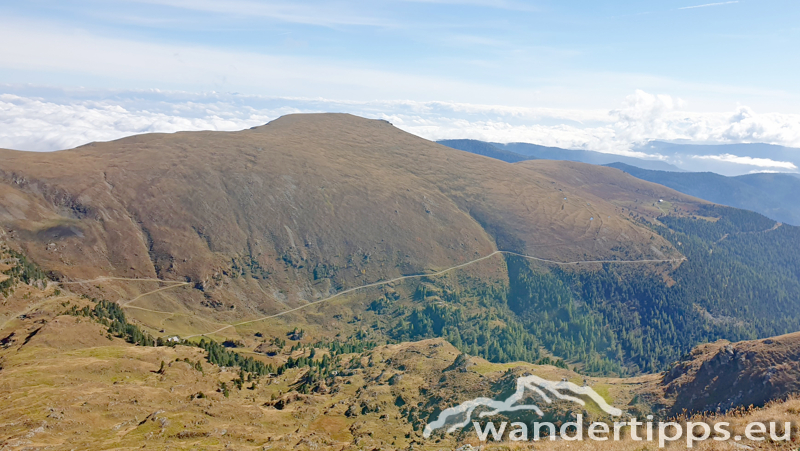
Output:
[[660, 331, 800, 415]]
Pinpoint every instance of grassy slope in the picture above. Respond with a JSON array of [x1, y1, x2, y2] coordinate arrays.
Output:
[[1, 280, 797, 450], [0, 114, 698, 338], [0, 267, 638, 450]]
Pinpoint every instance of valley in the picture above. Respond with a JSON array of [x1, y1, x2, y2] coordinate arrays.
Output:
[[1, 254, 798, 449]]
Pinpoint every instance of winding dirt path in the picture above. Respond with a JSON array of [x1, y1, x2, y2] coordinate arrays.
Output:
[[716, 222, 783, 243], [56, 251, 685, 339], [184, 250, 686, 339]]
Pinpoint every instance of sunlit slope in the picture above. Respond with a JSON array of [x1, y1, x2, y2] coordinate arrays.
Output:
[[0, 114, 700, 323]]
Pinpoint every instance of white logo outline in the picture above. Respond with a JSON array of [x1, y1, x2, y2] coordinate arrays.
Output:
[[423, 374, 623, 438]]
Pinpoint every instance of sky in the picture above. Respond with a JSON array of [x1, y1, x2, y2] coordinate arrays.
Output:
[[1, 0, 799, 170]]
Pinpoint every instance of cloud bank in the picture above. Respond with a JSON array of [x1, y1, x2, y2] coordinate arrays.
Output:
[[691, 154, 797, 170], [1, 88, 799, 166]]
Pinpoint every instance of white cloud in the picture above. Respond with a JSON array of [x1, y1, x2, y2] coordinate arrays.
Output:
[[691, 154, 798, 169], [678, 1, 738, 10], [2, 87, 799, 171], [607, 90, 800, 150], [0, 92, 273, 151]]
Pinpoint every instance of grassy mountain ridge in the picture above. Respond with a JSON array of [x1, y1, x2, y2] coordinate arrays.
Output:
[[0, 114, 689, 328], [438, 139, 684, 171]]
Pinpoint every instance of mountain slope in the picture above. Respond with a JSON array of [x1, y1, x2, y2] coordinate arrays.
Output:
[[0, 114, 689, 322], [607, 162, 800, 225], [1, 253, 797, 450], [3, 114, 800, 378]]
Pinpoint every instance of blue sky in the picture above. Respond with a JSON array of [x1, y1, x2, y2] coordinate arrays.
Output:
[[1, 0, 799, 168]]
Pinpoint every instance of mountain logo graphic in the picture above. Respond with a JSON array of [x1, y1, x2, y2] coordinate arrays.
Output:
[[423, 374, 623, 438]]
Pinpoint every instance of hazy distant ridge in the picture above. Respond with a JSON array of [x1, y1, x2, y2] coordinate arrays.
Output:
[[607, 162, 800, 226], [438, 139, 685, 171]]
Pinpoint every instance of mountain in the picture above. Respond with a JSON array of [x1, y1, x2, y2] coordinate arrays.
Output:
[[607, 162, 800, 226], [2, 114, 800, 377], [438, 139, 685, 171], [438, 138, 800, 226], [3, 114, 800, 448], [0, 114, 686, 320], [437, 138, 800, 178]]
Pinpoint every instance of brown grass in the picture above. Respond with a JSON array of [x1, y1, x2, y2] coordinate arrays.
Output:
[[0, 114, 703, 341]]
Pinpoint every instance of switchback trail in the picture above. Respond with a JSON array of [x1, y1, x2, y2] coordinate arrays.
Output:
[[60, 276, 183, 284], [185, 250, 686, 339], [717, 222, 783, 243], [59, 276, 192, 312], [119, 282, 190, 306]]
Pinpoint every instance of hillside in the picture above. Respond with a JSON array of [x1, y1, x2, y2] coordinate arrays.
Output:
[[607, 162, 800, 226], [0, 252, 643, 450], [0, 114, 688, 329], [1, 256, 798, 450]]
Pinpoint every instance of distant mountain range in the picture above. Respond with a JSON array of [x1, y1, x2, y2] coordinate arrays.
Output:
[[606, 163, 800, 226], [440, 139, 800, 177], [438, 139, 684, 171], [436, 139, 530, 163], [494, 141, 687, 172], [439, 139, 800, 225]]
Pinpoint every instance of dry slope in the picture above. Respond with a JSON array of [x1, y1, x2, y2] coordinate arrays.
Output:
[[0, 114, 701, 327]]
